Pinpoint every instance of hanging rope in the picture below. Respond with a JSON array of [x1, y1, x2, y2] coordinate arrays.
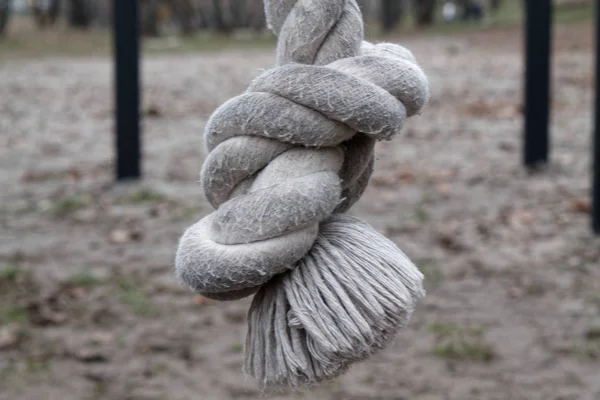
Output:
[[176, 0, 430, 389]]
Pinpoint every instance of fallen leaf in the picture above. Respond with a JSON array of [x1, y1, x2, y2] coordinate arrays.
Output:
[[498, 141, 516, 152], [224, 309, 246, 324], [437, 220, 460, 236], [496, 105, 520, 119], [436, 184, 451, 195], [109, 229, 135, 244], [149, 203, 170, 218], [130, 229, 144, 241], [27, 302, 67, 326], [67, 168, 83, 181], [89, 332, 114, 345], [434, 221, 467, 252], [511, 211, 537, 224], [74, 348, 110, 363], [427, 169, 455, 183], [70, 287, 88, 299], [110, 227, 143, 243], [396, 167, 416, 184], [83, 370, 111, 383], [144, 105, 162, 118], [0, 325, 21, 350], [569, 198, 590, 213], [435, 234, 467, 252], [370, 175, 395, 188]]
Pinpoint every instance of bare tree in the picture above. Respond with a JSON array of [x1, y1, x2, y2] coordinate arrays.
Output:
[[31, 0, 61, 28], [0, 0, 10, 35], [73, 0, 110, 27], [457, 0, 484, 20], [170, 0, 197, 35], [48, 0, 61, 24], [381, 0, 405, 33], [212, 0, 232, 35], [356, 0, 378, 20], [229, 0, 244, 27], [414, 0, 436, 27], [169, 0, 264, 35], [69, 0, 91, 28], [141, 0, 161, 36], [242, 0, 265, 33]]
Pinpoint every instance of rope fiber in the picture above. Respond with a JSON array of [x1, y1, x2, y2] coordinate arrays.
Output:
[[175, 0, 430, 389]]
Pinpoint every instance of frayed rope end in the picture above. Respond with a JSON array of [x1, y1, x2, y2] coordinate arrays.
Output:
[[243, 213, 425, 390]]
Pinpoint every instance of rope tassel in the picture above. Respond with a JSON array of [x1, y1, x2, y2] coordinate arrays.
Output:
[[245, 215, 425, 388], [176, 0, 430, 389]]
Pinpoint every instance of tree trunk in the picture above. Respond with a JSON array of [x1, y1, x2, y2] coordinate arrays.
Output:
[[197, 6, 210, 29], [381, 0, 404, 33], [489, 0, 503, 11], [245, 0, 265, 32], [33, 3, 46, 27], [32, 0, 47, 28], [414, 0, 436, 27], [459, 0, 484, 20], [92, 0, 111, 27], [33, 0, 61, 28], [456, 0, 468, 19], [69, 0, 91, 28], [48, 0, 61, 25], [229, 0, 245, 27], [0, 0, 9, 36], [251, 10, 265, 34], [141, 0, 161, 37], [212, 0, 232, 35], [172, 0, 196, 35], [356, 0, 379, 21]]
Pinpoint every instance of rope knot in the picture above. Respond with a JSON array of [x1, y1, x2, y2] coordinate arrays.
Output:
[[176, 0, 429, 389]]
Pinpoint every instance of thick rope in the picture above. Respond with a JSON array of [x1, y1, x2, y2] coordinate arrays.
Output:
[[175, 0, 429, 389]]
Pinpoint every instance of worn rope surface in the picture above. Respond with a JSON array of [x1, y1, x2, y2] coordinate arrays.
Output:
[[176, 0, 429, 389]]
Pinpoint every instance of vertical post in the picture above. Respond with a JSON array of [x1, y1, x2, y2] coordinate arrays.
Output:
[[593, 0, 600, 234], [523, 0, 552, 168], [113, 0, 141, 180], [0, 0, 11, 35]]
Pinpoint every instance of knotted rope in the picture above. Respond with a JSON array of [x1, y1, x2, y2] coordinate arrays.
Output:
[[175, 0, 429, 389]]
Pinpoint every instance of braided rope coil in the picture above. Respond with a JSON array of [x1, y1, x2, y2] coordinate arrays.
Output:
[[176, 0, 429, 388]]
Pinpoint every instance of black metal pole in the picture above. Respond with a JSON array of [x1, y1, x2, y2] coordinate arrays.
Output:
[[523, 0, 552, 168], [113, 0, 141, 180], [0, 0, 11, 36], [593, 0, 600, 234]]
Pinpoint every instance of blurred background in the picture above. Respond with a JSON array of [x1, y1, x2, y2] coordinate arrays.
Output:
[[1, 1, 599, 399]]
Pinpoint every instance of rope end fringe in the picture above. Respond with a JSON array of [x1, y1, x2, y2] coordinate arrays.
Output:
[[243, 214, 425, 390]]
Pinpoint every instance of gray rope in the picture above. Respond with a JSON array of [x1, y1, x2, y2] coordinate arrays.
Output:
[[175, 0, 429, 389]]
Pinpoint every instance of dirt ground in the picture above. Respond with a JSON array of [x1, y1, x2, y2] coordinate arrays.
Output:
[[1, 23, 600, 400]]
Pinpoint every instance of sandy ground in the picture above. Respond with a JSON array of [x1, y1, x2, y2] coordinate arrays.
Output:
[[1, 24, 599, 400]]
